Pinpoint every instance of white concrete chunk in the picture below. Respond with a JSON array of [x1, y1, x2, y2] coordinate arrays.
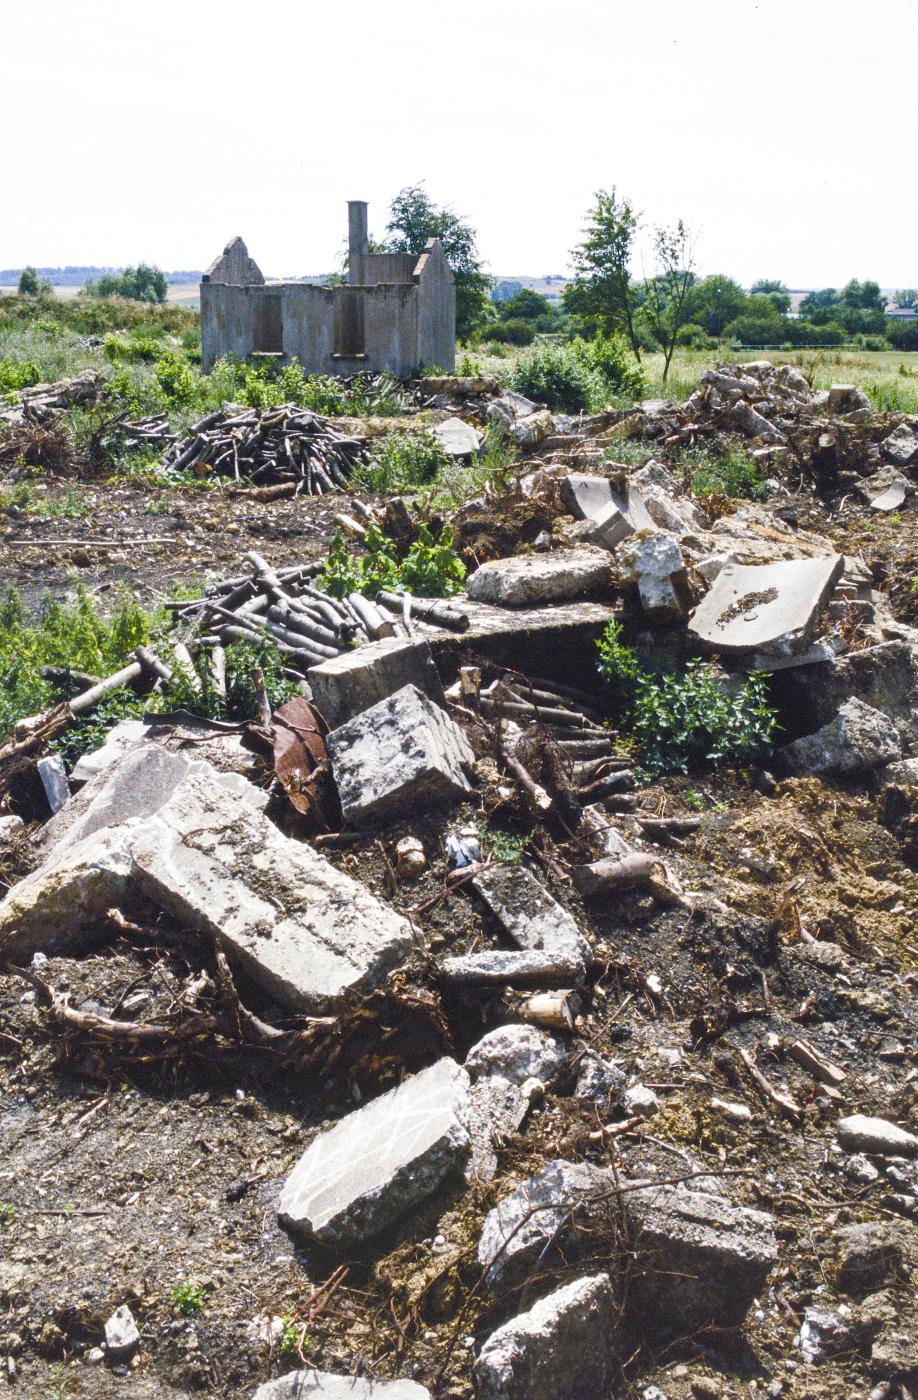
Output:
[[253, 1371, 430, 1399], [308, 638, 444, 729], [466, 550, 611, 607], [328, 683, 474, 825], [472, 863, 590, 963], [465, 1024, 569, 1087], [837, 1114, 918, 1158], [779, 698, 901, 776], [689, 554, 845, 654], [473, 1273, 615, 1400], [432, 415, 481, 458], [104, 1304, 140, 1358], [277, 1058, 471, 1245], [618, 531, 688, 618], [70, 718, 152, 784], [131, 766, 412, 1012]]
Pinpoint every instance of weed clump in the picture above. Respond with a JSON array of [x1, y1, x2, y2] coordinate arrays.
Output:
[[596, 620, 778, 775], [508, 334, 646, 413], [351, 426, 448, 494], [319, 523, 465, 600]]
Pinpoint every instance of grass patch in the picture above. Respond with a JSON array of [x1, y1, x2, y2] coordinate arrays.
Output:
[[351, 426, 448, 494]]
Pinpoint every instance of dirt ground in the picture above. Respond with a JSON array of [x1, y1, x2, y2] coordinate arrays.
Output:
[[1, 469, 917, 1399]]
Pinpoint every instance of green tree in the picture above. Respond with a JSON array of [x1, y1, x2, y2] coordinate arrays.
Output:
[[799, 287, 838, 318], [749, 279, 790, 315], [500, 288, 552, 322], [686, 274, 748, 336], [17, 266, 51, 296], [894, 288, 917, 308], [564, 188, 643, 357], [641, 221, 697, 383], [85, 263, 167, 303], [383, 185, 491, 340]]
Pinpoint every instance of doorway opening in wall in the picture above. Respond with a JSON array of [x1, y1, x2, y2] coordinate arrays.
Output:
[[253, 294, 283, 354]]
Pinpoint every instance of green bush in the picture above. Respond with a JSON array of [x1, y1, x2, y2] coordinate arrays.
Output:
[[675, 323, 717, 349], [351, 426, 448, 494], [0, 358, 40, 395], [103, 330, 167, 364], [508, 334, 645, 413], [319, 522, 465, 599], [596, 620, 778, 775], [682, 444, 770, 501], [485, 319, 537, 346]]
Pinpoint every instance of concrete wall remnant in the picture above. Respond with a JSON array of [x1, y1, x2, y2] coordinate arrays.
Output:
[[200, 202, 455, 376]]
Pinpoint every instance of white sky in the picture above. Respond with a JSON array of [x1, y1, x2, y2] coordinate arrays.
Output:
[[3, 0, 916, 287]]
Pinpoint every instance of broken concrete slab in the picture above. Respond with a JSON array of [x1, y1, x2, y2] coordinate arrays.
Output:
[[131, 764, 412, 1012], [431, 416, 482, 458], [466, 549, 611, 608], [778, 698, 901, 777], [560, 473, 615, 522], [617, 531, 689, 619], [473, 1272, 615, 1400], [104, 1304, 140, 1358], [253, 1371, 430, 1399], [688, 554, 844, 655], [881, 421, 918, 467], [277, 1058, 471, 1246], [624, 1185, 778, 1334], [0, 824, 139, 960], [328, 683, 474, 825], [308, 638, 445, 729], [471, 863, 590, 966], [774, 639, 918, 739], [477, 1159, 616, 1292], [36, 753, 69, 814], [465, 1073, 531, 1181], [465, 1024, 569, 1087], [827, 384, 872, 414], [510, 408, 554, 449], [574, 500, 633, 553]]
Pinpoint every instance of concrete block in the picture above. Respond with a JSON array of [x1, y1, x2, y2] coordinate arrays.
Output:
[[466, 550, 611, 607], [471, 863, 590, 964], [779, 698, 901, 776], [440, 947, 588, 988], [473, 1272, 615, 1400], [618, 530, 689, 618], [308, 639, 444, 729], [689, 554, 845, 655], [253, 1372, 430, 1399], [431, 416, 481, 458], [624, 1185, 778, 1333], [881, 422, 918, 466], [131, 765, 412, 1012], [277, 1058, 471, 1246], [70, 719, 152, 784], [560, 473, 614, 521], [477, 1160, 616, 1291], [328, 683, 473, 825]]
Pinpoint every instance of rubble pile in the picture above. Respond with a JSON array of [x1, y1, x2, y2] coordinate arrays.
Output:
[[1, 362, 918, 1399], [0, 367, 104, 426]]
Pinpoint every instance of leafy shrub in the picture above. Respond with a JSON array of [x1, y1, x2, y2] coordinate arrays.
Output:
[[351, 426, 448, 494], [0, 358, 40, 395], [675, 323, 717, 349], [319, 523, 465, 599], [102, 330, 167, 364], [596, 620, 778, 775], [485, 319, 537, 346], [85, 264, 167, 304], [682, 444, 770, 501], [508, 334, 645, 412]]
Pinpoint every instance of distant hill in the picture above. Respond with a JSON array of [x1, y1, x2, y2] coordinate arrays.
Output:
[[0, 266, 203, 286]]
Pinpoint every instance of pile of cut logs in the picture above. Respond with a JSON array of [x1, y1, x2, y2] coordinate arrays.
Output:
[[158, 405, 367, 492], [166, 550, 470, 681]]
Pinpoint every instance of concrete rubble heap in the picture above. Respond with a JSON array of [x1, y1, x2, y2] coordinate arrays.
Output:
[[2, 358, 918, 1400]]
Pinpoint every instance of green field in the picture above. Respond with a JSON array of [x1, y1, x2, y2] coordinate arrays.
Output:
[[0, 282, 200, 307]]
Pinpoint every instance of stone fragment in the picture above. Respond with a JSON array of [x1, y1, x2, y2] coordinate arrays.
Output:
[[440, 947, 587, 988], [431, 415, 482, 458], [779, 698, 901, 777], [471, 863, 590, 965], [881, 421, 918, 466], [577, 500, 633, 552], [777, 639, 918, 737], [473, 1272, 614, 1400], [395, 836, 426, 881], [797, 1306, 853, 1364], [837, 1114, 918, 1158], [617, 531, 688, 618], [510, 408, 554, 449], [464, 1025, 569, 1087], [465, 1074, 530, 1181], [466, 549, 611, 607], [882, 758, 918, 786], [477, 1160, 616, 1291], [486, 391, 540, 428], [827, 384, 871, 414], [253, 1372, 430, 1399], [625, 1185, 778, 1334], [277, 1058, 471, 1246], [36, 753, 69, 814], [0, 815, 24, 841], [835, 1221, 905, 1297], [730, 400, 786, 443], [131, 765, 412, 1012], [560, 472, 615, 521], [104, 1304, 139, 1358], [689, 554, 844, 655], [574, 1054, 625, 1105], [308, 638, 445, 730], [624, 1083, 661, 1117], [328, 684, 473, 824]]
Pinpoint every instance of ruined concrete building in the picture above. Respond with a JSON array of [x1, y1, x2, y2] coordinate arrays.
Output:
[[200, 201, 455, 377]]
